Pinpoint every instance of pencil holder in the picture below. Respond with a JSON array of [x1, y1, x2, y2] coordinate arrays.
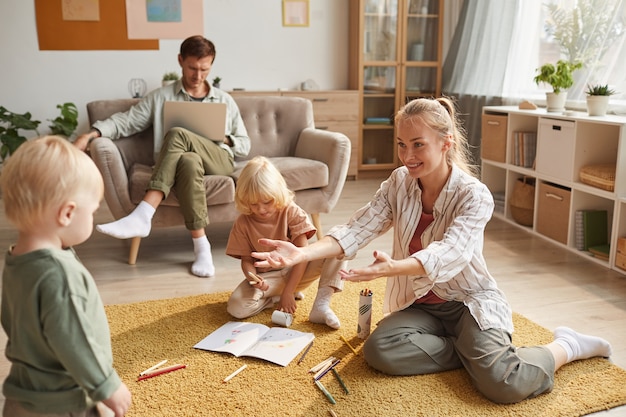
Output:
[[271, 310, 293, 327], [357, 290, 373, 339]]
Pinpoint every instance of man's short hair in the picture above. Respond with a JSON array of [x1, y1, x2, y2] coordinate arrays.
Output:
[[180, 36, 216, 61]]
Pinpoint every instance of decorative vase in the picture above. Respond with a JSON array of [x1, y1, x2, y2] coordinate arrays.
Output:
[[546, 92, 567, 112], [586, 95, 609, 116]]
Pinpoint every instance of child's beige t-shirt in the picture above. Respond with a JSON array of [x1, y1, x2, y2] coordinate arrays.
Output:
[[226, 201, 316, 270]]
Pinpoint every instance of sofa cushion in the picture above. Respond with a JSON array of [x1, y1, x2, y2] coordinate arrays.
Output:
[[233, 157, 329, 191], [129, 163, 235, 207]]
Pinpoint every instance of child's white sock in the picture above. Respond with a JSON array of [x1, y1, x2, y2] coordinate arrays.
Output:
[[191, 236, 215, 278], [309, 286, 340, 329], [554, 326, 612, 362], [294, 291, 305, 300], [96, 201, 155, 239]]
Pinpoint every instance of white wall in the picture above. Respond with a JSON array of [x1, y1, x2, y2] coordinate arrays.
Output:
[[0, 0, 349, 135]]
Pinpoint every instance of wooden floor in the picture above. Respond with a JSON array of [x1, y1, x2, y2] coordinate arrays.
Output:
[[1, 177, 626, 415]]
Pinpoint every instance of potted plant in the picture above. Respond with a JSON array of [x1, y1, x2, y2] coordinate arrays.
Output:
[[162, 71, 179, 87], [0, 106, 40, 162], [48, 102, 79, 139], [533, 60, 582, 112], [212, 76, 222, 88], [585, 84, 616, 116]]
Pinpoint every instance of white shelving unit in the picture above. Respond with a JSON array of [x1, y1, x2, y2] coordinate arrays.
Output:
[[481, 105, 626, 275]]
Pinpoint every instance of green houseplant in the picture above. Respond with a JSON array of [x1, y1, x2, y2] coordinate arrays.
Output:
[[533, 60, 582, 112], [48, 102, 79, 138], [585, 84, 616, 116], [212, 76, 222, 88], [0, 106, 41, 162], [162, 71, 179, 87]]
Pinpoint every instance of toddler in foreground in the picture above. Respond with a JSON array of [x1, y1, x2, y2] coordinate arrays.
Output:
[[226, 156, 345, 328], [0, 136, 131, 417]]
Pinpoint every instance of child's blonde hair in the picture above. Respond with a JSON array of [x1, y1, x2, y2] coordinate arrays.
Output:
[[235, 156, 294, 215], [395, 97, 478, 177], [0, 135, 104, 231]]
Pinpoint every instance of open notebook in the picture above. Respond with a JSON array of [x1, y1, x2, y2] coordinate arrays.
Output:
[[194, 321, 314, 367], [162, 101, 227, 143]]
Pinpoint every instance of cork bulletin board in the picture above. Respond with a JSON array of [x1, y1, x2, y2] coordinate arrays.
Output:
[[35, 0, 158, 50]]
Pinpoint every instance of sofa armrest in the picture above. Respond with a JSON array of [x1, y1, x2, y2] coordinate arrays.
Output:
[[295, 128, 351, 211], [89, 137, 135, 219]]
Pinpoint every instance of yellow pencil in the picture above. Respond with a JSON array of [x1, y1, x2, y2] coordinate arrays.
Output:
[[340, 335, 358, 355]]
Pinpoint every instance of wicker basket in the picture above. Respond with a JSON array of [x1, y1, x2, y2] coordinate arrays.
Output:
[[579, 164, 616, 192], [509, 177, 535, 227]]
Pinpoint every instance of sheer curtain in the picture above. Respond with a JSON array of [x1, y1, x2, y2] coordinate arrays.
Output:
[[443, 0, 626, 165], [442, 0, 519, 165]]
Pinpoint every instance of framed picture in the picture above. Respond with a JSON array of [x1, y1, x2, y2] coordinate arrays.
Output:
[[282, 0, 309, 27]]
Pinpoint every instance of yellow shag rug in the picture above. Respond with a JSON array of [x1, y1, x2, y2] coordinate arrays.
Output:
[[106, 279, 626, 417]]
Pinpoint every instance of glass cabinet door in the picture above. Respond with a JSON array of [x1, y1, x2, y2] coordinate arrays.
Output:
[[403, 0, 440, 98], [363, 0, 399, 62]]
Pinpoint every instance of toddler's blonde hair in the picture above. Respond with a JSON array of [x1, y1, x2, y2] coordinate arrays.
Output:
[[0, 135, 104, 231], [235, 156, 294, 215]]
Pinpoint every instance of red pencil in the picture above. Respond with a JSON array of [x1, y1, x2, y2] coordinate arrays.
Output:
[[137, 364, 186, 381]]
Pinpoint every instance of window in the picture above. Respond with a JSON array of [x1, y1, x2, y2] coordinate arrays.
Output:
[[504, 0, 626, 111]]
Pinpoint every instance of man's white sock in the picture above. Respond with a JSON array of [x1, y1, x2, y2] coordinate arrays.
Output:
[[191, 236, 215, 278], [96, 201, 155, 239]]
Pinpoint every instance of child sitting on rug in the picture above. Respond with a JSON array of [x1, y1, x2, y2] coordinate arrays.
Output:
[[0, 136, 131, 417], [226, 156, 346, 329]]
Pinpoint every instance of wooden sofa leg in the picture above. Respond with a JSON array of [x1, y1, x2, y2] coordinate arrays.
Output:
[[128, 237, 142, 265], [311, 213, 323, 240]]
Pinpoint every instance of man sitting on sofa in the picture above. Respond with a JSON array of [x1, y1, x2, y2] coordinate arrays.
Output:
[[74, 35, 250, 278]]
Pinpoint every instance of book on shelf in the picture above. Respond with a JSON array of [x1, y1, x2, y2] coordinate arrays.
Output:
[[588, 244, 610, 261], [513, 131, 536, 168], [574, 210, 608, 251], [364, 117, 391, 125], [193, 321, 314, 367]]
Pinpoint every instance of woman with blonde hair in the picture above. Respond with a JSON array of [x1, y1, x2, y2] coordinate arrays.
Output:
[[251, 98, 611, 404]]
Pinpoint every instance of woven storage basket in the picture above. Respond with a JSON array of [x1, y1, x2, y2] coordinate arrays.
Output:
[[579, 164, 616, 191], [509, 177, 535, 227]]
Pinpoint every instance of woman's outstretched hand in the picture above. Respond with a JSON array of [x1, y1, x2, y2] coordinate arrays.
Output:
[[339, 250, 392, 282], [340, 250, 422, 282], [252, 238, 305, 269]]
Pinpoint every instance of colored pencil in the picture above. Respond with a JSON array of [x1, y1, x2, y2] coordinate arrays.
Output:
[[332, 368, 350, 394], [137, 363, 186, 381], [223, 364, 247, 383], [314, 358, 341, 381], [340, 335, 358, 355], [315, 379, 336, 404], [139, 359, 168, 376], [298, 341, 314, 365]]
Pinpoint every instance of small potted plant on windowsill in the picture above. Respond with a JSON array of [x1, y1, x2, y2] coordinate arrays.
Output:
[[585, 84, 616, 117], [212, 76, 222, 88], [162, 71, 179, 87], [533, 60, 582, 112]]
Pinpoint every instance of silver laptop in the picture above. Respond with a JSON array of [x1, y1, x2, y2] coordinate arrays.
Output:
[[162, 101, 227, 143]]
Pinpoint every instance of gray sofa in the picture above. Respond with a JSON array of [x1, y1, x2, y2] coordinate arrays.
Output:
[[87, 95, 351, 264]]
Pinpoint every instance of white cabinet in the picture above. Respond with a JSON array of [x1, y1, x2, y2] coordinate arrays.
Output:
[[481, 106, 626, 275]]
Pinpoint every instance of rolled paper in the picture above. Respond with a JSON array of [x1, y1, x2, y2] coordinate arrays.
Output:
[[271, 310, 293, 327], [357, 291, 373, 339]]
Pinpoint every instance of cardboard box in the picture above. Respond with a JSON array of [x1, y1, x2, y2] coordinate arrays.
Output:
[[617, 237, 626, 255], [615, 252, 626, 271], [536, 182, 571, 244], [481, 114, 507, 162]]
